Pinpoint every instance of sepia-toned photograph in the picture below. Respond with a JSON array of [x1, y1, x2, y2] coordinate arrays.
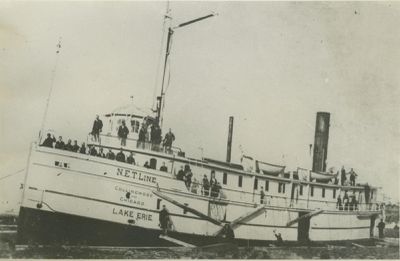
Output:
[[0, 1, 399, 259]]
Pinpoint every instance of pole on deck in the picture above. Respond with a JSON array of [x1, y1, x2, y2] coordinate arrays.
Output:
[[226, 116, 234, 163]]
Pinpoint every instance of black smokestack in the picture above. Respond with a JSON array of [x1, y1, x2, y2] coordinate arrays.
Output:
[[312, 112, 330, 172], [226, 116, 234, 163]]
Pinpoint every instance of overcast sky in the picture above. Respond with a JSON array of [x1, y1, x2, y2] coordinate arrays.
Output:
[[0, 1, 399, 212]]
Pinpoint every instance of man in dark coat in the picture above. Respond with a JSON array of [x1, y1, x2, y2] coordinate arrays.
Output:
[[118, 120, 129, 146], [202, 174, 210, 196], [137, 125, 146, 149], [340, 166, 346, 186], [89, 146, 98, 156], [79, 142, 86, 154], [126, 152, 135, 165], [176, 166, 185, 181], [64, 139, 73, 151], [91, 115, 103, 143], [160, 162, 168, 172], [97, 148, 106, 158], [159, 205, 170, 235], [41, 133, 56, 148], [55, 136, 65, 150], [349, 168, 357, 186], [116, 149, 126, 162], [260, 187, 265, 204], [72, 140, 80, 152], [377, 219, 385, 238], [106, 149, 115, 160], [163, 128, 175, 153]]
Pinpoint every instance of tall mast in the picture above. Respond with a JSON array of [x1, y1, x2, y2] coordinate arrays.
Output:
[[38, 37, 62, 143], [155, 8, 217, 128]]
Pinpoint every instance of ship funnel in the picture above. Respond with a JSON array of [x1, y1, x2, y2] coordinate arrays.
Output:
[[226, 116, 234, 163], [312, 112, 330, 172]]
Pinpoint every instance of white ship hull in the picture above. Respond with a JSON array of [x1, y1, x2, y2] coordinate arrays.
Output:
[[17, 145, 380, 246]]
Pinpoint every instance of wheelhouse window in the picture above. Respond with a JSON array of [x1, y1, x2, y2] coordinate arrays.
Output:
[[299, 185, 303, 196], [265, 180, 269, 191], [322, 188, 325, 198], [238, 175, 243, 188], [310, 186, 314, 197], [223, 173, 227, 185], [333, 188, 336, 198], [254, 178, 258, 190]]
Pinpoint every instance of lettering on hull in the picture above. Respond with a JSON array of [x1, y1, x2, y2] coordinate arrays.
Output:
[[112, 207, 153, 224], [116, 168, 157, 184]]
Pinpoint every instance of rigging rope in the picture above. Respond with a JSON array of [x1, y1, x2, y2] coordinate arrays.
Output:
[[0, 169, 25, 182]]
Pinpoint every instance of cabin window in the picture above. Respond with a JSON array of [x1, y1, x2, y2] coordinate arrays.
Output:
[[322, 188, 326, 198], [333, 189, 336, 199], [130, 119, 140, 133], [310, 186, 314, 197], [223, 173, 227, 185], [299, 185, 303, 196], [254, 178, 258, 190], [278, 183, 285, 194], [238, 175, 243, 187], [265, 180, 269, 191]]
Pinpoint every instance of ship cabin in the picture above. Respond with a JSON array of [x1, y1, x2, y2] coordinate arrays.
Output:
[[83, 104, 383, 214]]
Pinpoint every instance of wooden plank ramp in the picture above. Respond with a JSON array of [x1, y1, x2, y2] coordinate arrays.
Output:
[[159, 235, 196, 247]]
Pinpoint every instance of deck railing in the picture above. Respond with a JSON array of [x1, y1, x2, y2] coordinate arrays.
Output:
[[87, 133, 184, 157]]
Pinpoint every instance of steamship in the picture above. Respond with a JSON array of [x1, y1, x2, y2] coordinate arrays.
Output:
[[17, 10, 384, 247]]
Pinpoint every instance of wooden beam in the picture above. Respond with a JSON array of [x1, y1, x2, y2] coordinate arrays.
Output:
[[213, 206, 266, 236], [152, 190, 223, 226], [286, 209, 324, 227]]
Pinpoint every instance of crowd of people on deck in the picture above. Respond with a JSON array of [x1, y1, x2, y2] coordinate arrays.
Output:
[[336, 191, 359, 211], [175, 167, 222, 198]]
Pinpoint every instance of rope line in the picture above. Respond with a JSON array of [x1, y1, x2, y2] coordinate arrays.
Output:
[[0, 169, 25, 181]]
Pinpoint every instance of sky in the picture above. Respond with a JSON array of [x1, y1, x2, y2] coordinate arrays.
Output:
[[0, 1, 399, 213]]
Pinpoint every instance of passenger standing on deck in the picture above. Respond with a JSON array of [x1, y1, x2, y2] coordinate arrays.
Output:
[[184, 167, 193, 190], [64, 139, 73, 151], [150, 124, 157, 150], [155, 125, 162, 151], [72, 140, 80, 152], [340, 166, 346, 186], [176, 166, 185, 181], [55, 136, 65, 149], [377, 219, 385, 238], [336, 195, 342, 210], [127, 152, 136, 165], [202, 174, 210, 196], [349, 168, 357, 186], [91, 115, 103, 143], [159, 205, 170, 235], [343, 191, 349, 211], [137, 125, 146, 149], [116, 149, 125, 162], [89, 146, 98, 156], [118, 120, 129, 146], [163, 128, 175, 153], [260, 187, 265, 204], [79, 142, 86, 154], [160, 162, 168, 172], [97, 148, 106, 158], [41, 133, 56, 148], [106, 149, 115, 160]]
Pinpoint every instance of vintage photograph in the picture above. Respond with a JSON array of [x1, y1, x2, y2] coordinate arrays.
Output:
[[0, 1, 399, 259]]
